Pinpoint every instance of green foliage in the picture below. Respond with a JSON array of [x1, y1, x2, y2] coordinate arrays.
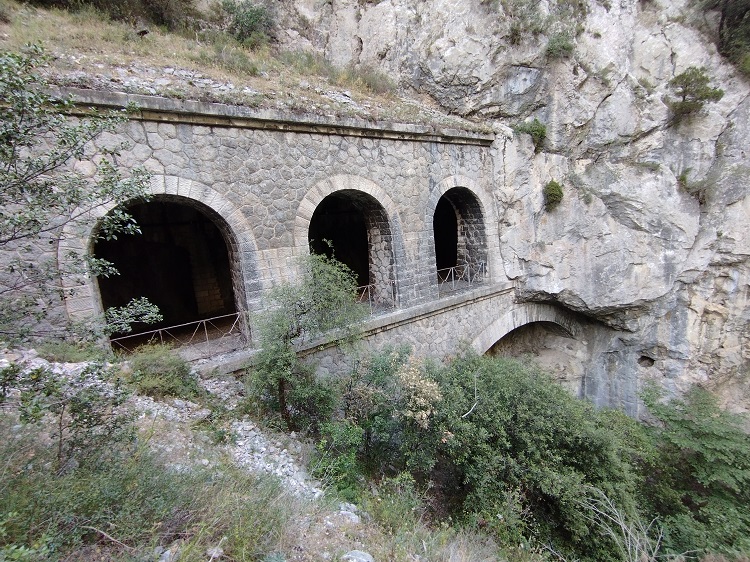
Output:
[[546, 31, 575, 58], [35, 339, 107, 363], [362, 473, 426, 534], [425, 354, 643, 561], [221, 0, 274, 48], [103, 297, 163, 336], [251, 253, 365, 432], [0, 45, 156, 341], [124, 344, 201, 399], [543, 180, 564, 211], [0, 361, 134, 473], [494, 0, 587, 44], [640, 385, 750, 556], [698, 0, 750, 76], [667, 66, 724, 121], [514, 118, 547, 152], [192, 31, 261, 76], [313, 420, 364, 501], [338, 346, 443, 477]]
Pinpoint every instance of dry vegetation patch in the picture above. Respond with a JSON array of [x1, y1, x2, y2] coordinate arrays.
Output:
[[0, 0, 484, 129]]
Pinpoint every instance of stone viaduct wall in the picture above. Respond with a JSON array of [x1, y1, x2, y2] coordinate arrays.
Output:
[[59, 90, 501, 322], [48, 90, 639, 414]]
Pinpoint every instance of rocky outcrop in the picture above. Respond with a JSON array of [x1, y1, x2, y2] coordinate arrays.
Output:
[[276, 0, 750, 412]]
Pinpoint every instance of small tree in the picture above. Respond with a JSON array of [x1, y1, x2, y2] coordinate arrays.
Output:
[[252, 253, 366, 432], [0, 45, 160, 340], [667, 66, 724, 121]]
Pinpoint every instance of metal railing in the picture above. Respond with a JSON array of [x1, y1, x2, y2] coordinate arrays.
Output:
[[109, 311, 248, 359], [356, 281, 398, 314], [437, 262, 486, 294]]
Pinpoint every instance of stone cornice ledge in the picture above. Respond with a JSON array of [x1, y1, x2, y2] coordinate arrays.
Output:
[[59, 87, 496, 146]]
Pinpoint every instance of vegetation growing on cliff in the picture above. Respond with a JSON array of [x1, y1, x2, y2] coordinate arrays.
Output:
[[697, 0, 750, 76], [667, 66, 725, 121]]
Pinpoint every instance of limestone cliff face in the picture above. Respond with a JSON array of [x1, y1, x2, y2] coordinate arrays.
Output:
[[276, 0, 750, 412]]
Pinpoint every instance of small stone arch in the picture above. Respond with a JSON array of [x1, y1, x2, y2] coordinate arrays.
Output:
[[293, 174, 408, 304], [471, 303, 582, 355], [425, 176, 500, 283], [58, 175, 262, 324]]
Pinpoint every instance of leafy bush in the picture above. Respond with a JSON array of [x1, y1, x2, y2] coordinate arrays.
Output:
[[193, 32, 261, 76], [35, 339, 108, 363], [0, 45, 154, 341], [667, 66, 724, 121], [0, 362, 134, 472], [424, 354, 644, 561], [0, 410, 299, 560], [125, 344, 201, 399], [543, 179, 564, 210], [514, 118, 546, 152], [640, 385, 750, 556], [344, 64, 397, 95], [221, 0, 274, 48], [250, 254, 365, 432], [312, 420, 364, 501], [362, 473, 426, 534], [546, 31, 575, 58]]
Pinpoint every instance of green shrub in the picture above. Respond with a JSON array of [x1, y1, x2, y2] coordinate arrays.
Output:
[[0, 362, 134, 472], [640, 385, 750, 556], [546, 31, 575, 58], [0, 411, 299, 560], [221, 0, 274, 48], [312, 420, 364, 501], [667, 66, 724, 121], [362, 472, 426, 534], [251, 254, 365, 433], [35, 339, 107, 363], [344, 64, 397, 95], [543, 179, 564, 210], [125, 344, 201, 400], [193, 39, 261, 76], [423, 353, 645, 562], [699, 1, 750, 77], [514, 118, 546, 152]]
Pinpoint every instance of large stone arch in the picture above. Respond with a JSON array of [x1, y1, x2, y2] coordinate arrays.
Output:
[[471, 303, 583, 355], [58, 175, 262, 324], [293, 174, 409, 304], [425, 176, 501, 283]]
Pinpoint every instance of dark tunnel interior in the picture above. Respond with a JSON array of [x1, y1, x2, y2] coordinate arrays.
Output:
[[433, 195, 459, 272], [95, 200, 236, 333], [308, 193, 370, 287]]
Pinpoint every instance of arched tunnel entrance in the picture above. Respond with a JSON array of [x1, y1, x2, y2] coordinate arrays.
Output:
[[94, 198, 238, 335], [487, 321, 587, 396], [432, 187, 487, 292], [308, 190, 396, 307]]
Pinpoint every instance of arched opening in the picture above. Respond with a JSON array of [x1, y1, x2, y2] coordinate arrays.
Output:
[[94, 198, 239, 336], [487, 321, 586, 396], [308, 190, 395, 308], [432, 187, 487, 294]]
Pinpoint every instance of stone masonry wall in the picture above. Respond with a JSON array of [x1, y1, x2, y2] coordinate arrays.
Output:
[[59, 92, 499, 327]]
